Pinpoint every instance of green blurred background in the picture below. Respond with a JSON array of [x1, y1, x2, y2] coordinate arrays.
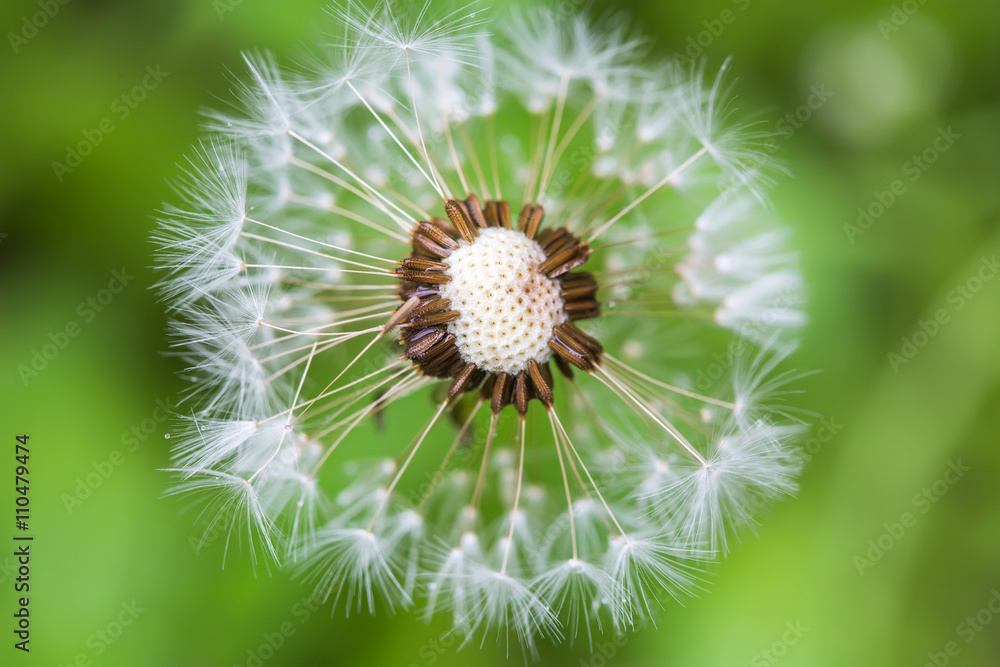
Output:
[[1, 0, 998, 665]]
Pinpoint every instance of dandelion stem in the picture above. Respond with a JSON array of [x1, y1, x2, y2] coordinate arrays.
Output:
[[243, 217, 398, 264], [243, 263, 395, 279], [248, 340, 317, 484], [283, 164, 409, 242], [416, 400, 484, 513], [550, 408, 629, 541], [261, 310, 395, 338], [287, 129, 416, 231], [603, 354, 737, 409], [523, 109, 549, 206], [443, 120, 471, 195], [240, 233, 388, 271], [410, 49, 452, 198], [548, 409, 578, 561], [469, 412, 499, 512], [263, 331, 379, 384], [367, 400, 450, 531], [253, 323, 382, 350], [499, 417, 527, 576], [308, 367, 419, 476], [458, 123, 489, 198], [263, 361, 406, 425], [538, 92, 600, 202], [293, 330, 387, 424], [594, 366, 709, 467], [586, 145, 710, 244], [487, 113, 501, 199], [345, 78, 444, 200]]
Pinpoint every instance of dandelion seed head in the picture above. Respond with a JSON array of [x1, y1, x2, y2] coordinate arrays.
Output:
[[438, 227, 567, 374], [156, 0, 809, 654]]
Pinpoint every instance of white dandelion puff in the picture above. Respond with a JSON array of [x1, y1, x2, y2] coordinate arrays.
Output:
[[607, 532, 707, 631], [164, 467, 279, 569], [297, 525, 411, 615], [674, 189, 806, 341], [155, 0, 809, 657], [456, 562, 562, 658], [532, 558, 617, 649], [646, 418, 803, 554]]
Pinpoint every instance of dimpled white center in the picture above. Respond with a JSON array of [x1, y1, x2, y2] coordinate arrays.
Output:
[[439, 227, 567, 375]]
